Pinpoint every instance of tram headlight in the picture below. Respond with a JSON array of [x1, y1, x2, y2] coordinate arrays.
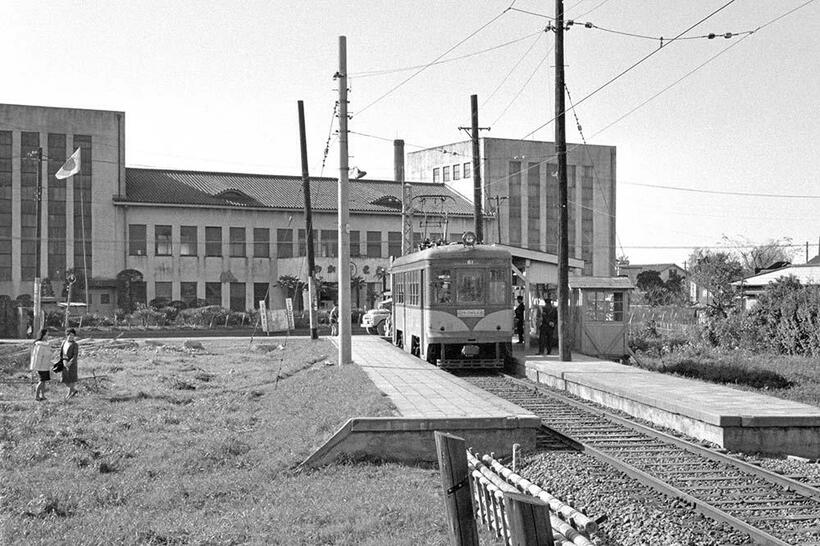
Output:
[[461, 345, 480, 357], [462, 231, 477, 246]]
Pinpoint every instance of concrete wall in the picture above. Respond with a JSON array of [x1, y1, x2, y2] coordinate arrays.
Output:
[[407, 137, 617, 277], [118, 203, 475, 311], [0, 103, 124, 299]]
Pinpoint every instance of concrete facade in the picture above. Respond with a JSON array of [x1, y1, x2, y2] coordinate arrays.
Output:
[[0, 104, 125, 302], [407, 137, 617, 277]]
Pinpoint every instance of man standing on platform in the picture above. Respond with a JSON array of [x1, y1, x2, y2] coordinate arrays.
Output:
[[514, 296, 525, 344], [539, 298, 557, 355]]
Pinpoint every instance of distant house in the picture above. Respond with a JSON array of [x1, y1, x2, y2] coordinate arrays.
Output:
[[733, 262, 820, 308], [616, 263, 686, 285]]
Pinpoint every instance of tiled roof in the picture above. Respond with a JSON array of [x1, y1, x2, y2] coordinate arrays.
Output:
[[122, 168, 476, 215], [734, 264, 820, 287], [569, 276, 635, 290]]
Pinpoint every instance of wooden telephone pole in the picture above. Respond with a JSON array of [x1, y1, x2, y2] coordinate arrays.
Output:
[[337, 36, 352, 364], [297, 101, 318, 340], [555, 0, 571, 361]]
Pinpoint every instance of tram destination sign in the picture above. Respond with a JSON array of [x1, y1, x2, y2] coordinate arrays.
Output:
[[457, 309, 485, 318]]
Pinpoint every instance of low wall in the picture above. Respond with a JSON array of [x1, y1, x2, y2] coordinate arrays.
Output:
[[300, 416, 541, 469]]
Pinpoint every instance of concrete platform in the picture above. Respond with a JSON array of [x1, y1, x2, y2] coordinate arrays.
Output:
[[524, 353, 820, 458], [301, 337, 540, 468]]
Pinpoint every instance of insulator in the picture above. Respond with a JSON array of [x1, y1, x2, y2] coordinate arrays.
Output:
[[708, 33, 716, 39], [724, 32, 733, 39]]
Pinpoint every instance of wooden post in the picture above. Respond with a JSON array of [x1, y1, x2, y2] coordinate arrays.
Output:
[[435, 431, 478, 546], [504, 491, 554, 546]]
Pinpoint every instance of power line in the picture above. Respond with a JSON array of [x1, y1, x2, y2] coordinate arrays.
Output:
[[354, 8, 511, 118], [482, 31, 546, 107], [350, 31, 542, 78], [491, 41, 554, 127], [623, 181, 820, 199], [520, 0, 738, 140]]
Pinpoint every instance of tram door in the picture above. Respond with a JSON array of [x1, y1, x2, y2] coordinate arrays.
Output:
[[419, 269, 425, 358]]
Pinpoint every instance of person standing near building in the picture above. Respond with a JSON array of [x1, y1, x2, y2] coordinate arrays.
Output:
[[539, 299, 557, 355], [514, 296, 525, 344], [58, 328, 79, 399], [30, 329, 52, 401], [329, 304, 339, 336]]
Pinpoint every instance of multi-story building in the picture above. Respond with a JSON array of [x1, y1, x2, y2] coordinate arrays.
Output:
[[0, 103, 475, 314], [407, 137, 617, 277]]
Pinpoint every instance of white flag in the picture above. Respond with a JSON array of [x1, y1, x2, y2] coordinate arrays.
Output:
[[55, 148, 81, 180]]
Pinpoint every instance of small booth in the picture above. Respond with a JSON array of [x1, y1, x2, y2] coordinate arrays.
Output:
[[569, 276, 634, 360]]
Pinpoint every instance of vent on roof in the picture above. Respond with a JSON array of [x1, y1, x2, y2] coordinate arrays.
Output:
[[370, 195, 402, 210], [216, 189, 255, 203]]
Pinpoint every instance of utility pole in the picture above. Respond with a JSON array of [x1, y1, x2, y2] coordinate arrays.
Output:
[[298, 100, 318, 340], [397, 139, 413, 255], [459, 96, 489, 243], [32, 147, 44, 335], [492, 195, 508, 244], [554, 0, 571, 361], [471, 95, 483, 243], [336, 36, 352, 364]]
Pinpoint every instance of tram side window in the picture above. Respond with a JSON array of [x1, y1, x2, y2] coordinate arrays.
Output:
[[395, 273, 405, 303], [488, 269, 507, 304], [431, 269, 452, 304], [409, 270, 420, 306], [457, 270, 484, 304]]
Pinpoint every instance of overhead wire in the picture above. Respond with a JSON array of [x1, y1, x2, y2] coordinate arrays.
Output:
[[354, 6, 512, 118], [520, 0, 738, 139], [482, 31, 546, 107]]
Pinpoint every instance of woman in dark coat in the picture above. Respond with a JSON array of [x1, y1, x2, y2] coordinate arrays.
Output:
[[59, 328, 79, 399]]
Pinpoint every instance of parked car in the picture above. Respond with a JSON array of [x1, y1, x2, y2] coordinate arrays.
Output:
[[360, 298, 392, 335]]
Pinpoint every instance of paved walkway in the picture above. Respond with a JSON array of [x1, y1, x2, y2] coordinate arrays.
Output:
[[346, 336, 534, 419]]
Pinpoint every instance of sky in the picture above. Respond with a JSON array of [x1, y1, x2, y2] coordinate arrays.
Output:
[[2, 0, 818, 267]]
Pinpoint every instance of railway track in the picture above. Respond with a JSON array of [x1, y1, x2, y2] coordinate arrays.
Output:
[[460, 372, 820, 546]]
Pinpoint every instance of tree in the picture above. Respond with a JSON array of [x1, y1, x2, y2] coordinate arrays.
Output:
[[687, 249, 743, 317], [276, 275, 304, 301], [722, 235, 796, 275], [636, 270, 664, 292], [350, 275, 366, 309]]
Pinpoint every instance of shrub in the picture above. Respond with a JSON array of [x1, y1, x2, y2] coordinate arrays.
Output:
[[178, 305, 229, 328], [750, 278, 820, 357]]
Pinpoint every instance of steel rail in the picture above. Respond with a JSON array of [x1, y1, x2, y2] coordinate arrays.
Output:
[[501, 373, 820, 502], [458, 372, 820, 545]]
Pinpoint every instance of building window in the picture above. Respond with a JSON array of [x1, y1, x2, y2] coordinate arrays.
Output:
[[180, 226, 197, 256], [253, 228, 270, 258], [297, 229, 317, 257], [129, 224, 147, 256], [585, 290, 623, 322], [181, 282, 198, 306], [47, 133, 66, 278], [508, 161, 522, 246], [154, 281, 172, 304], [350, 230, 360, 257], [320, 230, 338, 258], [155, 225, 172, 256], [253, 283, 269, 309], [20, 132, 39, 281], [527, 162, 540, 249], [388, 231, 401, 258], [72, 134, 92, 279], [453, 164, 460, 180], [432, 168, 440, 183], [205, 227, 222, 257], [0, 130, 11, 281], [100, 293, 110, 305], [205, 282, 222, 306], [229, 227, 245, 257], [463, 162, 471, 179], [366, 231, 381, 258], [442, 166, 450, 182], [230, 282, 245, 312], [582, 165, 594, 275], [277, 228, 293, 258]]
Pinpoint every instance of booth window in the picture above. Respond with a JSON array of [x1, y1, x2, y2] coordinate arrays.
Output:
[[457, 270, 484, 304], [585, 290, 624, 321]]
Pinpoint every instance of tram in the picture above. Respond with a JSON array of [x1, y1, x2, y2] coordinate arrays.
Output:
[[390, 232, 512, 369]]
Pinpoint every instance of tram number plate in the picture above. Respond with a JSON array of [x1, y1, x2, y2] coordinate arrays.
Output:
[[457, 309, 485, 318]]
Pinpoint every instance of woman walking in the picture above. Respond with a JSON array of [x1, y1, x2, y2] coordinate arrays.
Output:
[[29, 329, 52, 401], [58, 328, 79, 399]]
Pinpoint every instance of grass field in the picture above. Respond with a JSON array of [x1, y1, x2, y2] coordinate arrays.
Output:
[[1, 337, 499, 545]]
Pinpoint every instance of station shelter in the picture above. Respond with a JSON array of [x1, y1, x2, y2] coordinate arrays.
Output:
[[568, 276, 634, 359]]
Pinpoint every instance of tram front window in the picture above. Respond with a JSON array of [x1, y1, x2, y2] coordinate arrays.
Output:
[[457, 270, 484, 304], [488, 269, 507, 304], [432, 269, 452, 304]]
